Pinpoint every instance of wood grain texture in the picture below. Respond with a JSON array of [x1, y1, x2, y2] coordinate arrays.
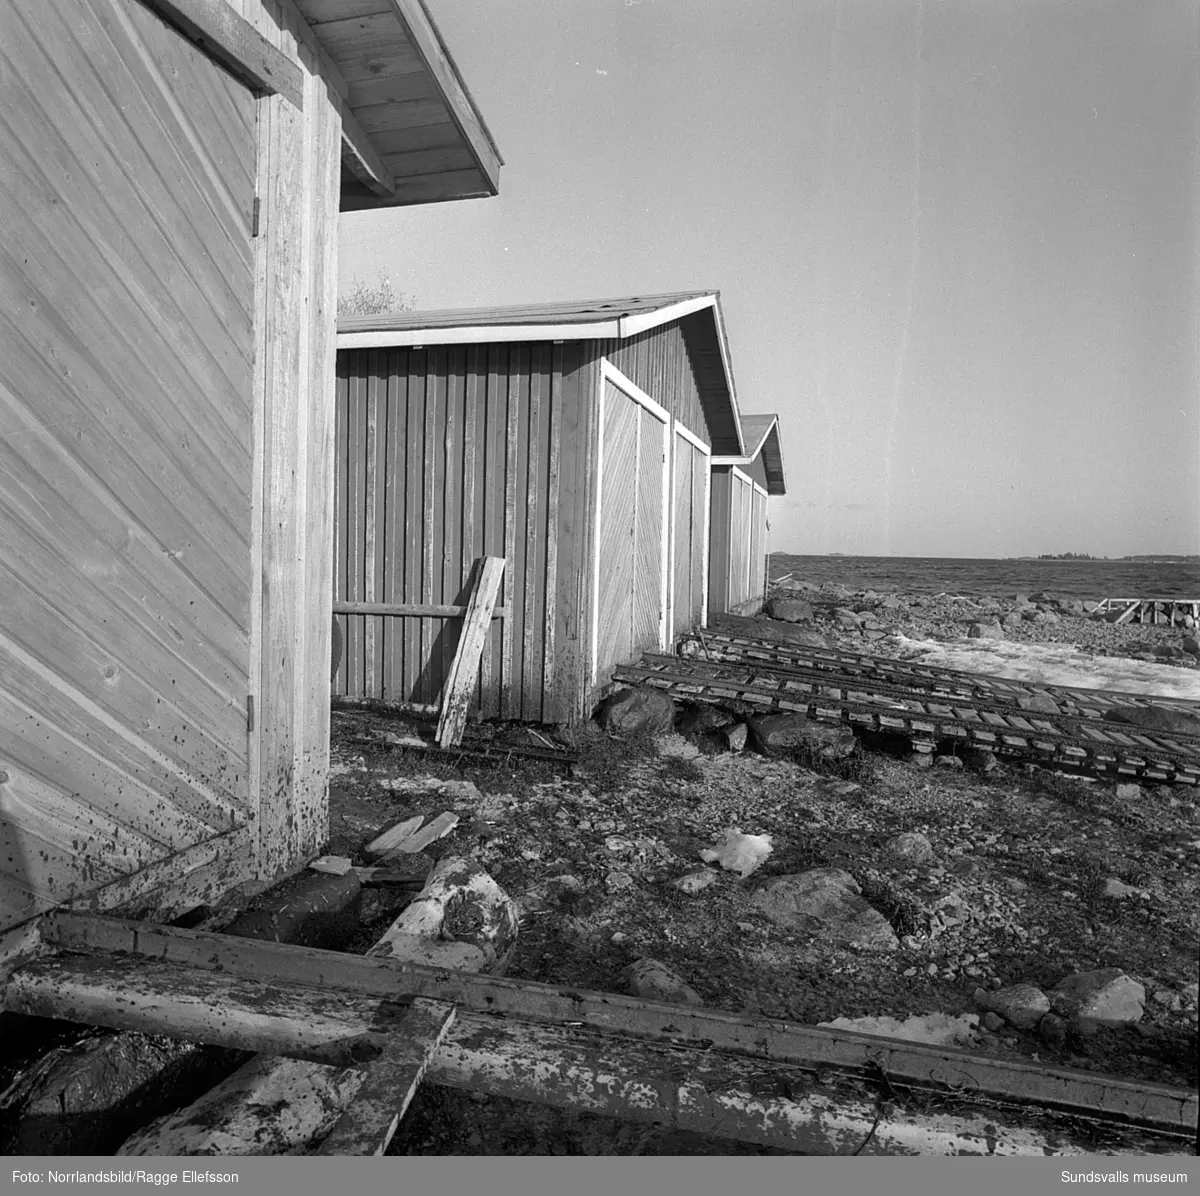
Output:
[[0, 0, 262, 930], [316, 997, 456, 1155], [436, 557, 504, 747]]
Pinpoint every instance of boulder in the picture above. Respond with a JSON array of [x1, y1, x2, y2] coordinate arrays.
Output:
[[1182, 633, 1200, 658], [1032, 611, 1060, 625], [934, 754, 963, 769], [622, 959, 703, 1006], [978, 984, 1050, 1031], [750, 869, 898, 950], [886, 832, 935, 865], [968, 622, 1004, 639], [765, 596, 815, 624], [749, 713, 857, 761], [1050, 968, 1145, 1032], [962, 747, 997, 773], [1102, 706, 1200, 737], [595, 686, 677, 736], [1016, 693, 1061, 715]]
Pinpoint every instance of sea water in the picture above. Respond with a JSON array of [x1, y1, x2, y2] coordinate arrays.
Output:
[[768, 555, 1200, 602]]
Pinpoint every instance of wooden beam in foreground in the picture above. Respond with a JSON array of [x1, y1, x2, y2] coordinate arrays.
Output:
[[437, 557, 505, 748], [317, 998, 455, 1155], [3, 952, 1174, 1157], [34, 913, 1199, 1139]]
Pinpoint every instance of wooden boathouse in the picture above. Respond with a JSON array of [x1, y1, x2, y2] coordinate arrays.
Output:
[[0, 0, 501, 934], [709, 413, 787, 615], [333, 292, 746, 724]]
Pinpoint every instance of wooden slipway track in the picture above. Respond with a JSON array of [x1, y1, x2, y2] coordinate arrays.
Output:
[[612, 633, 1200, 785]]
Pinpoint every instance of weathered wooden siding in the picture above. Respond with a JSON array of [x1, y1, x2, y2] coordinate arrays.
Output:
[[334, 343, 582, 723], [708, 467, 733, 615], [0, 0, 258, 929], [592, 324, 707, 439], [708, 464, 769, 615]]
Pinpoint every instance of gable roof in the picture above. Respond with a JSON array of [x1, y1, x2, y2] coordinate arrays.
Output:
[[294, 0, 503, 209], [713, 413, 786, 495], [338, 291, 745, 455]]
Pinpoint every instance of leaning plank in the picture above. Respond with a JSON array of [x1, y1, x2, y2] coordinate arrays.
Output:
[[37, 911, 1197, 1138], [377, 812, 459, 860], [316, 998, 456, 1155], [6, 954, 1171, 1157], [436, 557, 505, 748], [363, 815, 425, 860]]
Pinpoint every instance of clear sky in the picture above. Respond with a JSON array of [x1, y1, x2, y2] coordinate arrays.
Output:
[[338, 0, 1199, 560]]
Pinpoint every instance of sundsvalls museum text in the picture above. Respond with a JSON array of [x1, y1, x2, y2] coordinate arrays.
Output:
[[12, 1172, 238, 1186]]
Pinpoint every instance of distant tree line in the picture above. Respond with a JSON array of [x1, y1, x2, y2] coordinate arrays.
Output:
[[1037, 552, 1099, 560]]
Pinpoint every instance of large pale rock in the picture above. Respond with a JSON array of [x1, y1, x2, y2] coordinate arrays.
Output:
[[978, 984, 1051, 1031], [750, 869, 898, 950], [749, 713, 857, 761], [765, 596, 814, 623], [1050, 968, 1145, 1032], [595, 686, 677, 736]]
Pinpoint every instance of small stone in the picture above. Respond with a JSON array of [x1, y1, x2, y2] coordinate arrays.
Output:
[[1038, 1013, 1069, 1047], [723, 723, 749, 752], [978, 1031, 1002, 1050], [982, 1012, 1005, 1032], [605, 871, 634, 891], [670, 869, 717, 895], [1152, 989, 1182, 1012], [926, 963, 938, 976], [1002, 877, 1028, 893], [622, 958, 702, 1006], [911, 752, 933, 769], [903, 967, 918, 977], [1102, 878, 1139, 900], [990, 977, 1003, 990], [1115, 783, 1143, 801], [886, 831, 936, 865], [985, 983, 1051, 1030], [610, 931, 629, 944], [934, 755, 964, 769], [1180, 982, 1199, 1005]]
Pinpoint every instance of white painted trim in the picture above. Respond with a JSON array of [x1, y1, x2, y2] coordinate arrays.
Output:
[[730, 465, 755, 488], [700, 447, 711, 628], [340, 320, 622, 350], [751, 479, 769, 500], [600, 359, 671, 424], [673, 420, 710, 455], [338, 295, 722, 352], [657, 409, 670, 652], [590, 369, 608, 685], [619, 293, 716, 337]]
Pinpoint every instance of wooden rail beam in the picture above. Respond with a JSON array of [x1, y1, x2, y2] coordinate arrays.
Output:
[[3, 951, 1182, 1156], [32, 913, 1199, 1138]]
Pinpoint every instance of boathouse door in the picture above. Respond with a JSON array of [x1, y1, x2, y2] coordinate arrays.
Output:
[[592, 364, 669, 683], [669, 424, 710, 639]]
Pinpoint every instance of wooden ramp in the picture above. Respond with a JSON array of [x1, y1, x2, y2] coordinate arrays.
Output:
[[1094, 598, 1200, 627], [1, 912, 1195, 1156], [611, 634, 1200, 784]]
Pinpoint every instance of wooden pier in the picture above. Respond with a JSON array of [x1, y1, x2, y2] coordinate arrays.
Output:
[[613, 633, 1200, 784], [1094, 597, 1199, 626]]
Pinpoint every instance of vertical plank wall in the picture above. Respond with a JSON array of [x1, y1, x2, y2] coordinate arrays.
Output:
[[0, 0, 260, 929], [708, 454, 771, 615], [334, 341, 581, 723]]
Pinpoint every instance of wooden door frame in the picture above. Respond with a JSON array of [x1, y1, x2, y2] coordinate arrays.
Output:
[[666, 422, 711, 643], [591, 360, 670, 684]]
